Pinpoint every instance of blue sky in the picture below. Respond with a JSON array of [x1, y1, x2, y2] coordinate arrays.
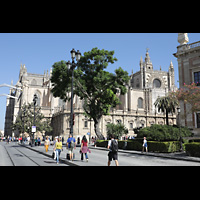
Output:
[[0, 33, 200, 131]]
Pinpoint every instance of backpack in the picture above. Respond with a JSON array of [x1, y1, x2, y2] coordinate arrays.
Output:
[[70, 138, 75, 148], [111, 140, 118, 153]]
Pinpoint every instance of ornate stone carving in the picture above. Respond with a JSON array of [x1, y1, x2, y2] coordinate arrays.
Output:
[[178, 33, 189, 45]]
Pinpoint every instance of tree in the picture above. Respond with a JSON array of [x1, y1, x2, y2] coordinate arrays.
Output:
[[51, 47, 130, 139], [170, 82, 200, 112], [12, 103, 52, 136], [106, 123, 128, 139], [50, 60, 71, 101], [154, 95, 179, 125]]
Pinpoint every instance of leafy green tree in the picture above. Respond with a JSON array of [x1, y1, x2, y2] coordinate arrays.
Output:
[[106, 123, 128, 139], [154, 95, 179, 125], [12, 103, 52, 136], [51, 47, 130, 139], [51, 60, 71, 101]]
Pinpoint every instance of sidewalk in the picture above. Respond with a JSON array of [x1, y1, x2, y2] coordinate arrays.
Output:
[[89, 145, 200, 163]]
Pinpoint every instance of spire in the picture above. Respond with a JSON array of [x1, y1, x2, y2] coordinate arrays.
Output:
[[140, 56, 143, 64], [169, 61, 174, 73], [170, 60, 173, 68], [145, 48, 151, 63], [144, 48, 153, 70]]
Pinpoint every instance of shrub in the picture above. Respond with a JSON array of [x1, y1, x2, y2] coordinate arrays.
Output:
[[95, 140, 108, 148], [137, 124, 193, 141], [148, 141, 180, 153], [126, 140, 142, 151], [96, 139, 181, 153], [185, 142, 200, 157], [106, 123, 128, 139]]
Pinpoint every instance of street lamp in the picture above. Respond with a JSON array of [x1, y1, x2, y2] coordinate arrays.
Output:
[[33, 94, 38, 126], [32, 94, 38, 146], [22, 106, 26, 144], [177, 106, 183, 151], [67, 49, 81, 137]]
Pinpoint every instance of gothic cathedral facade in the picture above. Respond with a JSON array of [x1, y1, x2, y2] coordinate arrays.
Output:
[[5, 49, 177, 141]]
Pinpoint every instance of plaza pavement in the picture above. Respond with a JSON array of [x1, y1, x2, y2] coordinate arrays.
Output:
[[20, 141, 200, 166]]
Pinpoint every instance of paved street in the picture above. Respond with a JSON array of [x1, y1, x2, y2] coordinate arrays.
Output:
[[1, 141, 200, 166], [0, 142, 68, 166]]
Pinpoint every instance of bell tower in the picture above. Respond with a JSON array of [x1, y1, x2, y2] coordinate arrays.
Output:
[[145, 48, 153, 70]]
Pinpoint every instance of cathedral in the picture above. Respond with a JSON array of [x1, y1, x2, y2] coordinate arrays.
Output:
[[4, 49, 177, 141]]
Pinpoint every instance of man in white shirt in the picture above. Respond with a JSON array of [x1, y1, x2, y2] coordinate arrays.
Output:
[[107, 134, 119, 166]]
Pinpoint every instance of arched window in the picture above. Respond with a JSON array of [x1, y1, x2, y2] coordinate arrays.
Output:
[[31, 79, 37, 85], [153, 79, 161, 88], [138, 97, 143, 108], [136, 78, 140, 88]]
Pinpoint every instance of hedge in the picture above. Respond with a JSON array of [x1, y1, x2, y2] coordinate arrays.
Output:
[[137, 124, 193, 141], [148, 141, 180, 153], [95, 140, 108, 148], [96, 140, 181, 153], [185, 142, 200, 157]]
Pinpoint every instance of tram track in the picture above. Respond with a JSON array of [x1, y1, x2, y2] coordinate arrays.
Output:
[[4, 144, 15, 166]]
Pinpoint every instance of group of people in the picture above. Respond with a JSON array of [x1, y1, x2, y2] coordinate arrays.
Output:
[[46, 134, 91, 164], [43, 134, 148, 166]]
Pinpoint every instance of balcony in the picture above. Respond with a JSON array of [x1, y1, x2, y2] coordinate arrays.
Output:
[[189, 41, 200, 49]]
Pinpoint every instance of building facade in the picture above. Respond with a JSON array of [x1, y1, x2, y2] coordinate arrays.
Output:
[[5, 49, 177, 141], [4, 64, 56, 137], [174, 33, 200, 135]]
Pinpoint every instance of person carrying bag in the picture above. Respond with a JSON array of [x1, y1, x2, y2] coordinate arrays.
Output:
[[53, 138, 63, 164]]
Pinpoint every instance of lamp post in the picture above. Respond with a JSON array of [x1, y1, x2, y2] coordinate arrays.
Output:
[[33, 94, 38, 128], [22, 106, 26, 144], [177, 106, 183, 151], [66, 49, 81, 137], [32, 94, 38, 146]]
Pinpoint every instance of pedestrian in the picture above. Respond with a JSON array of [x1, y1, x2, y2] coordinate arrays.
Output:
[[6, 136, 9, 144], [107, 134, 119, 166], [38, 137, 41, 146], [142, 137, 148, 153], [94, 137, 97, 148], [62, 137, 64, 144], [52, 137, 58, 160], [27, 136, 30, 145], [53, 137, 63, 164], [66, 134, 76, 161], [35, 138, 38, 146], [80, 135, 90, 162], [44, 136, 50, 152]]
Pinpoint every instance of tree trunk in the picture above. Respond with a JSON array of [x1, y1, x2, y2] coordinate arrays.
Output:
[[94, 118, 104, 140]]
